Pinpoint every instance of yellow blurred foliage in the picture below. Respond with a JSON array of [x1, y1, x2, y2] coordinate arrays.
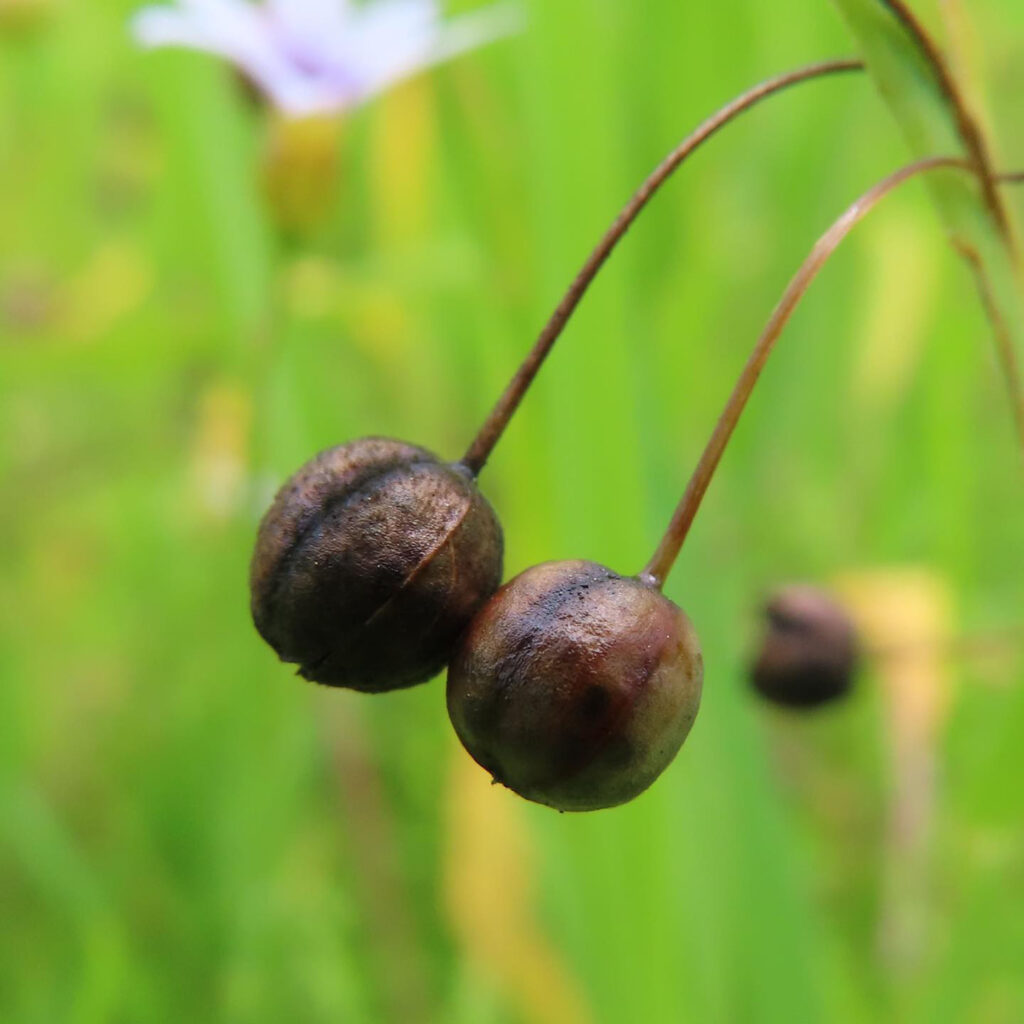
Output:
[[284, 256, 342, 322], [371, 80, 436, 246], [837, 566, 955, 739], [850, 213, 940, 414], [189, 380, 252, 523], [60, 240, 153, 345], [0, 0, 52, 34], [835, 567, 955, 978], [444, 743, 593, 1024]]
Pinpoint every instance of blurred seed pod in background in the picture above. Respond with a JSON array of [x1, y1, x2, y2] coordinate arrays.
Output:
[[749, 584, 860, 709]]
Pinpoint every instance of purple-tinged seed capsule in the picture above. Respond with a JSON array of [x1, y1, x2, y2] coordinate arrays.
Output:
[[447, 560, 703, 811]]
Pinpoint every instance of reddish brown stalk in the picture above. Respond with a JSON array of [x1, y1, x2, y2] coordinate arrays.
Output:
[[641, 157, 975, 589], [459, 57, 863, 476]]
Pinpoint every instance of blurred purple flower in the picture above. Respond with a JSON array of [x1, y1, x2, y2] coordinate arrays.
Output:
[[132, 0, 520, 117]]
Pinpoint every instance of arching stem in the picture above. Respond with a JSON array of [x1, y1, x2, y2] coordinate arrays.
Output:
[[642, 157, 1024, 590], [459, 57, 863, 476]]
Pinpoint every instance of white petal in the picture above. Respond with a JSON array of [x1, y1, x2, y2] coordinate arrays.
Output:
[[132, 1, 356, 115], [423, 3, 522, 66], [346, 1, 521, 101], [263, 0, 363, 102], [349, 0, 439, 40], [309, 0, 433, 77], [131, 0, 519, 117], [132, 1, 256, 51], [265, 0, 352, 47]]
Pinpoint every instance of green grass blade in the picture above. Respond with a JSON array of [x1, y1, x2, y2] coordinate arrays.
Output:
[[831, 0, 1024, 450]]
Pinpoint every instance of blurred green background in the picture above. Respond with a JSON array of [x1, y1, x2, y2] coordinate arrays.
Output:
[[2, 0, 1023, 1021]]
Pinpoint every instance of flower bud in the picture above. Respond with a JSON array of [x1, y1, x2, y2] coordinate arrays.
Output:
[[749, 585, 858, 708], [447, 560, 703, 811], [251, 437, 503, 692], [262, 113, 343, 236]]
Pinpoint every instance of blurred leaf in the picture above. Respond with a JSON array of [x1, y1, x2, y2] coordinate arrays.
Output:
[[443, 744, 593, 1024], [837, 568, 954, 986], [831, 0, 1024, 450]]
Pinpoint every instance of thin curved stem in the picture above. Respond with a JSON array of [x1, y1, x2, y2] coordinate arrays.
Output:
[[459, 57, 864, 476], [642, 155, 1003, 589]]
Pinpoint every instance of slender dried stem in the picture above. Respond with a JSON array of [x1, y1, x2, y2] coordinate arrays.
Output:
[[642, 157, 979, 589], [459, 57, 863, 476]]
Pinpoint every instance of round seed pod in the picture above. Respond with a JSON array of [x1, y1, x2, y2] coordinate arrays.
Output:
[[250, 437, 503, 692], [447, 560, 703, 812], [749, 584, 859, 708]]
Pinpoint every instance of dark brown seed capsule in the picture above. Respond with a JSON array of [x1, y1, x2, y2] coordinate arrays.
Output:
[[447, 560, 703, 812], [250, 437, 503, 692], [749, 585, 859, 708]]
